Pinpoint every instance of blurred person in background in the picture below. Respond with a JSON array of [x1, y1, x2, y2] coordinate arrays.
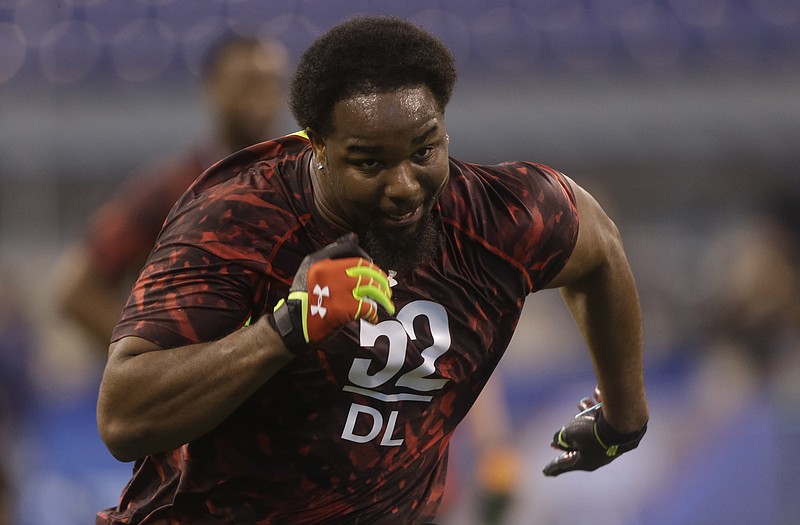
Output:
[[439, 373, 520, 525], [56, 34, 290, 349], [0, 466, 10, 525], [700, 186, 800, 522], [462, 375, 520, 525], [704, 188, 800, 376], [0, 272, 36, 525]]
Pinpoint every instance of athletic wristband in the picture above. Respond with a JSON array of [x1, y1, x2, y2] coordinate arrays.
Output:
[[594, 409, 647, 457], [270, 300, 307, 354]]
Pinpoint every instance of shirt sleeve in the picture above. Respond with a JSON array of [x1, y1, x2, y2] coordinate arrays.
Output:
[[508, 162, 580, 292], [110, 167, 296, 348]]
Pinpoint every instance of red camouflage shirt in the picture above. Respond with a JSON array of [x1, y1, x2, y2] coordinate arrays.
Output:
[[97, 132, 579, 525]]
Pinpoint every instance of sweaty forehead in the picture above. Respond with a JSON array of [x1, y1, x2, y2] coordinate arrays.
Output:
[[331, 86, 442, 139]]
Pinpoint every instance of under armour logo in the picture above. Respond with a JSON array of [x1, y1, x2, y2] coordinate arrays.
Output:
[[310, 284, 329, 317], [387, 270, 398, 288]]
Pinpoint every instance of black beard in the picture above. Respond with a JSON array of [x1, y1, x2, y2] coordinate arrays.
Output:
[[359, 213, 439, 278]]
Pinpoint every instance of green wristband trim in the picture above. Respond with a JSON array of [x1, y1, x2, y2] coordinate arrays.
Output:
[[286, 291, 310, 342]]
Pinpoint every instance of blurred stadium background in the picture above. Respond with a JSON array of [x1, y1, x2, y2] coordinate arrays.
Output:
[[1, 1, 799, 524]]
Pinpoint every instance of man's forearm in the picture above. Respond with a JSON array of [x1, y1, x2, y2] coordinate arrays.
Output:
[[560, 244, 648, 433]]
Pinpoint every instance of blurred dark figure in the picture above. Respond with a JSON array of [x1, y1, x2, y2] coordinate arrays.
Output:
[[705, 189, 800, 375], [440, 374, 520, 525], [56, 35, 289, 349], [467, 374, 520, 525], [702, 187, 800, 523], [0, 466, 10, 525], [0, 272, 35, 525]]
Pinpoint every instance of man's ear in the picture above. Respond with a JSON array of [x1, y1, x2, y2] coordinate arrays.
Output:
[[306, 127, 326, 166]]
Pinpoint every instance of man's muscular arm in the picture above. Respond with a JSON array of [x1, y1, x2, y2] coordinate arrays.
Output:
[[97, 318, 294, 462], [97, 234, 393, 462], [546, 177, 648, 435]]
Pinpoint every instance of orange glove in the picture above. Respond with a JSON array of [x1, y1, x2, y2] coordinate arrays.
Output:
[[271, 233, 395, 353]]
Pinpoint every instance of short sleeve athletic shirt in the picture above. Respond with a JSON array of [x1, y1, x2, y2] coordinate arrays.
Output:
[[97, 133, 578, 525]]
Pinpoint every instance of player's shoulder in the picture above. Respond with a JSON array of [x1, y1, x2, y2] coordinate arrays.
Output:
[[442, 158, 579, 290], [187, 132, 310, 197], [160, 132, 311, 233], [446, 157, 571, 207], [440, 157, 577, 242], [451, 157, 563, 184], [241, 130, 311, 168]]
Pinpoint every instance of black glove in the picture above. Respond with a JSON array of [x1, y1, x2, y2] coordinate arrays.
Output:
[[271, 233, 395, 354], [542, 395, 647, 477]]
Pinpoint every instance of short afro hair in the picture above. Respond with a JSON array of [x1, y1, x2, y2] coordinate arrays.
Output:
[[290, 16, 457, 137]]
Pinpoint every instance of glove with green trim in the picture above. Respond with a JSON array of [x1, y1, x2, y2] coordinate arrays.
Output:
[[542, 393, 647, 476], [271, 233, 395, 354]]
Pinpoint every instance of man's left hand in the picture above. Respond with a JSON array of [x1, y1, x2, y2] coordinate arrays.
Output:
[[542, 393, 647, 477]]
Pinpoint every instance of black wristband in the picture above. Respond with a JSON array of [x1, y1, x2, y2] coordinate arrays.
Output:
[[595, 409, 647, 456], [270, 301, 307, 354]]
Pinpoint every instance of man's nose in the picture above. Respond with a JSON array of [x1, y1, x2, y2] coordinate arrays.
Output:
[[384, 163, 421, 202]]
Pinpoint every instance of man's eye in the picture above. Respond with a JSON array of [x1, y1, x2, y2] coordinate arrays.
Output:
[[358, 159, 381, 170], [413, 147, 434, 161]]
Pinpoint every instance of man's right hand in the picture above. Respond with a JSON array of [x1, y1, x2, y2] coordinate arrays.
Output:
[[271, 233, 395, 353]]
